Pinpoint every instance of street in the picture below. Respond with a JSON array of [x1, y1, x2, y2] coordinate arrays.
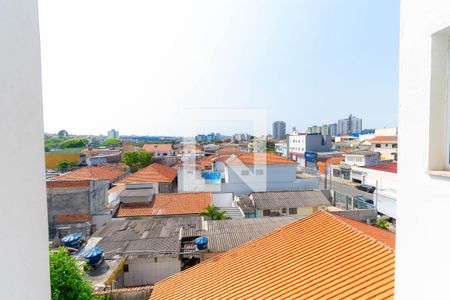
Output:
[[318, 175, 374, 200]]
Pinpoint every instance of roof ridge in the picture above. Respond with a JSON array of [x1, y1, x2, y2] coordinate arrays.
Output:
[[329, 212, 395, 253]]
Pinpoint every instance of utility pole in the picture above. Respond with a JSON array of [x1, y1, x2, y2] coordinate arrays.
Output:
[[324, 166, 327, 189]]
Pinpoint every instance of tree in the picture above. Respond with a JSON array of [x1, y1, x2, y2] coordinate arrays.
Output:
[[102, 138, 121, 148], [201, 204, 227, 220], [59, 138, 89, 149], [49, 247, 94, 300], [57, 130, 69, 139], [122, 150, 153, 172], [266, 141, 275, 152], [45, 136, 64, 150], [57, 160, 77, 171]]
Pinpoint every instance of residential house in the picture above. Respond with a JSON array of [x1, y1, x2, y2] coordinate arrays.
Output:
[[367, 136, 398, 161], [344, 151, 380, 167], [288, 133, 332, 166], [81, 149, 123, 166], [151, 211, 395, 299], [142, 143, 174, 157], [115, 163, 177, 193], [274, 141, 288, 157], [51, 165, 129, 187], [242, 190, 331, 218], [46, 179, 111, 237]]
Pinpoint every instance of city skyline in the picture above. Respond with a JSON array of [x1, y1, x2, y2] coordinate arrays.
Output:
[[39, 0, 399, 136]]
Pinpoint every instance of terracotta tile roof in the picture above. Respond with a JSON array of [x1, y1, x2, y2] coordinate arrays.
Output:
[[334, 214, 395, 250], [216, 147, 241, 155], [197, 155, 232, 170], [93, 286, 152, 296], [368, 136, 398, 143], [47, 180, 90, 188], [54, 213, 90, 222], [151, 211, 395, 300], [226, 152, 296, 165], [116, 163, 177, 184], [51, 165, 128, 182], [365, 162, 398, 174], [143, 144, 173, 153], [115, 192, 212, 217]]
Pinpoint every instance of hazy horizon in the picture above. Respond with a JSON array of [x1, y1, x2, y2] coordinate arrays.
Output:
[[39, 0, 400, 136]]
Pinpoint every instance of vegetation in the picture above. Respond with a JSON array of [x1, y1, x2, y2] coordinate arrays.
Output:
[[122, 150, 153, 172], [375, 216, 389, 229], [201, 204, 228, 220], [57, 160, 77, 171], [101, 138, 121, 147], [49, 248, 95, 300], [60, 138, 89, 149], [45, 136, 65, 151], [266, 141, 275, 152], [57, 130, 69, 139]]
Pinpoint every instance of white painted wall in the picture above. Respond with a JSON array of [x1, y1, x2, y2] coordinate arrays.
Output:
[[0, 0, 51, 297], [212, 193, 234, 207], [124, 257, 180, 286], [397, 1, 450, 298]]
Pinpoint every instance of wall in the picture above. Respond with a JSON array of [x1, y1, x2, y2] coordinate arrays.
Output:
[[124, 257, 180, 286], [0, 0, 51, 297], [396, 1, 450, 298], [45, 153, 80, 169], [212, 193, 234, 207]]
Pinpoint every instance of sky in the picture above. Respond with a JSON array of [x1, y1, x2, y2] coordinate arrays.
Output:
[[38, 0, 400, 136]]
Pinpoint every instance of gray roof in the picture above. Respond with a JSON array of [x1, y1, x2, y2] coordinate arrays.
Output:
[[182, 217, 300, 252], [92, 217, 202, 258], [250, 190, 331, 210], [235, 196, 256, 211], [120, 188, 153, 197]]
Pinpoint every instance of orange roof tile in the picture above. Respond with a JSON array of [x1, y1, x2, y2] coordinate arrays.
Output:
[[51, 165, 128, 182], [368, 136, 398, 143], [143, 144, 173, 153], [116, 163, 177, 184], [115, 192, 211, 217], [216, 147, 241, 155], [55, 213, 90, 222], [47, 180, 90, 188], [225, 152, 296, 165], [151, 211, 395, 300]]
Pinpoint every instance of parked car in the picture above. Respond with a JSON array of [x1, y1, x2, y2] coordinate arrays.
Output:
[[356, 184, 376, 193], [354, 196, 374, 209]]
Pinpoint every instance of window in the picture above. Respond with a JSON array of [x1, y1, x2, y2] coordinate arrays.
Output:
[[289, 208, 297, 215], [375, 144, 381, 148], [241, 170, 249, 176], [281, 208, 287, 214], [393, 144, 398, 148], [124, 264, 129, 272], [256, 169, 264, 175], [385, 144, 389, 147], [263, 210, 270, 216]]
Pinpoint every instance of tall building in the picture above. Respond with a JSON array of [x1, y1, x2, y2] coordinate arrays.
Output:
[[328, 123, 337, 136], [108, 129, 119, 139], [337, 114, 362, 135], [272, 121, 286, 140]]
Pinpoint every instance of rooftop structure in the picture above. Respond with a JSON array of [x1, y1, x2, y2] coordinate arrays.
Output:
[[51, 165, 128, 183], [116, 163, 177, 184], [152, 211, 395, 299], [115, 192, 212, 218], [249, 190, 331, 210]]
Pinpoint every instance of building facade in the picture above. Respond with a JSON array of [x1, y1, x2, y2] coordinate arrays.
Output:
[[108, 129, 119, 139], [288, 133, 333, 166], [272, 121, 286, 140], [337, 114, 362, 135]]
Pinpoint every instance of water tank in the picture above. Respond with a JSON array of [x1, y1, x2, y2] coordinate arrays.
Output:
[[195, 237, 209, 252], [202, 172, 221, 184], [82, 246, 104, 266], [61, 232, 82, 248]]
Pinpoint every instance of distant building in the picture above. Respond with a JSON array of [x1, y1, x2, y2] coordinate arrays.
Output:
[[337, 114, 362, 135], [288, 133, 333, 166], [107, 129, 119, 139], [344, 151, 380, 167], [328, 123, 337, 136], [272, 121, 286, 140], [143, 143, 174, 157]]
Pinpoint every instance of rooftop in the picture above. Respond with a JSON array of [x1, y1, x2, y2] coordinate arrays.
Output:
[[216, 147, 241, 155], [365, 162, 398, 174], [225, 152, 296, 166], [115, 192, 212, 218], [345, 150, 380, 156], [142, 143, 173, 152], [51, 165, 128, 182], [250, 190, 331, 210], [368, 136, 398, 143], [151, 211, 395, 299], [116, 163, 177, 184]]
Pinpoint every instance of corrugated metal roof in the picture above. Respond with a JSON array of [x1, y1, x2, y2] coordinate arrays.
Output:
[[250, 190, 331, 210]]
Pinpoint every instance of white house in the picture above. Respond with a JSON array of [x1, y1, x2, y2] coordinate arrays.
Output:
[[366, 136, 398, 161], [396, 1, 450, 298], [344, 151, 380, 167], [143, 144, 175, 157], [288, 133, 332, 166]]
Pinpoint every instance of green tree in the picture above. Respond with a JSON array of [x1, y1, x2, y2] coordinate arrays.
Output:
[[201, 204, 227, 220], [60, 138, 89, 149], [375, 216, 389, 229], [102, 138, 121, 148], [49, 247, 94, 300], [45, 136, 64, 150], [122, 150, 153, 172], [57, 160, 77, 171], [57, 130, 69, 139], [266, 141, 275, 152]]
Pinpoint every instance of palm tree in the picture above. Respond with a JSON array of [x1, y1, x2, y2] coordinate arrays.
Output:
[[201, 204, 227, 220]]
